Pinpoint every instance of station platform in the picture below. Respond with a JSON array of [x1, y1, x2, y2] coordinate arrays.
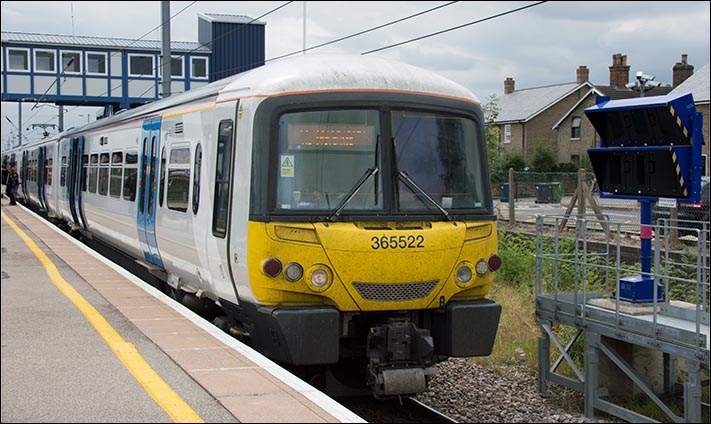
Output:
[[0, 196, 365, 423]]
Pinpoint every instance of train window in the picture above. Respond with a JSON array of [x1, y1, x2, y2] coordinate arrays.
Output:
[[159, 146, 166, 207], [46, 158, 53, 186], [392, 110, 485, 211], [167, 147, 190, 213], [123, 151, 138, 202], [213, 120, 234, 237], [98, 153, 110, 195], [110, 152, 123, 198], [192, 143, 202, 214], [276, 110, 382, 211], [81, 154, 89, 192], [88, 154, 98, 193], [61, 156, 67, 187]]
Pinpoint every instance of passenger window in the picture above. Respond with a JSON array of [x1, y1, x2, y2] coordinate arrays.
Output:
[[110, 151, 123, 198], [159, 146, 166, 207], [123, 151, 138, 201], [98, 152, 110, 195], [60, 156, 67, 187], [192, 143, 202, 214], [167, 147, 191, 212], [46, 158, 53, 186], [88, 154, 98, 193], [213, 120, 234, 238], [81, 154, 89, 192]]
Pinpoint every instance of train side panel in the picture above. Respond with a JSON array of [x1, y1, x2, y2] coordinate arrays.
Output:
[[81, 125, 144, 259]]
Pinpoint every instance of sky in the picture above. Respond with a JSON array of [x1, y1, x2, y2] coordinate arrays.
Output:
[[2, 0, 710, 146]]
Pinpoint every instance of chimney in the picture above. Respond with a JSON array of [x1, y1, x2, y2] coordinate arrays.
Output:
[[673, 54, 694, 87], [609, 53, 630, 88], [504, 77, 515, 94], [576, 65, 589, 84]]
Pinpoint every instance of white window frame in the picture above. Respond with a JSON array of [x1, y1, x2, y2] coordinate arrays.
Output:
[[128, 53, 155, 77], [60, 50, 82, 74], [86, 51, 108, 75], [34, 49, 56, 73], [158, 55, 184, 79], [7, 48, 30, 72], [571, 116, 581, 140], [190, 56, 208, 79], [504, 124, 511, 144]]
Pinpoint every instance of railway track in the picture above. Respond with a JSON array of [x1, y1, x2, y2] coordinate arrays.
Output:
[[337, 395, 458, 423]]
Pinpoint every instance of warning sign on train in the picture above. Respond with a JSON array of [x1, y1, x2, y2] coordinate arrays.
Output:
[[281, 155, 294, 177]]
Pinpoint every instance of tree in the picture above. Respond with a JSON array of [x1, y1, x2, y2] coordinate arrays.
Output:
[[530, 145, 557, 172], [482, 94, 502, 179]]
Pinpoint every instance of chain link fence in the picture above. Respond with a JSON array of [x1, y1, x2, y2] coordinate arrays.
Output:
[[493, 171, 710, 241]]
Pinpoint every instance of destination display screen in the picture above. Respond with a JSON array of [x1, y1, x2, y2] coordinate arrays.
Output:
[[287, 123, 375, 149]]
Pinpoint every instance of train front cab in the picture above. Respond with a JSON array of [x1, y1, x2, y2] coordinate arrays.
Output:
[[227, 92, 502, 397]]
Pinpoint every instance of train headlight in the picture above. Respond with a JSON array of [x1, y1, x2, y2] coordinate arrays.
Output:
[[456, 264, 473, 284], [475, 259, 489, 277], [284, 262, 304, 282], [308, 266, 332, 291], [488, 254, 502, 272], [262, 258, 282, 277]]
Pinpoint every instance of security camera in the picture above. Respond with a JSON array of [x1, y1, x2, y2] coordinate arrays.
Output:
[[636, 71, 655, 82]]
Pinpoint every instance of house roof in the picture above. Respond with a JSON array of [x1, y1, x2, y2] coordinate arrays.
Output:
[[494, 79, 678, 125], [0, 31, 209, 53], [495, 82, 592, 124], [670, 63, 710, 104]]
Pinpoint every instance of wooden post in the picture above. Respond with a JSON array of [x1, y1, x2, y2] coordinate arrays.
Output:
[[577, 168, 586, 220], [559, 169, 608, 233], [508, 167, 515, 226]]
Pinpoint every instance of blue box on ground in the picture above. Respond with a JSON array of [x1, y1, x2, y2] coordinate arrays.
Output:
[[619, 275, 664, 303]]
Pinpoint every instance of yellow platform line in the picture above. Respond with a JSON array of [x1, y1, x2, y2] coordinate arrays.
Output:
[[2, 211, 203, 423]]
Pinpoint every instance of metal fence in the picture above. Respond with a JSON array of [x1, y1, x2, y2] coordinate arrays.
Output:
[[494, 171, 710, 232]]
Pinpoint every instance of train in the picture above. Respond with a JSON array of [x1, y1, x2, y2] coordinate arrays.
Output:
[[2, 53, 502, 398]]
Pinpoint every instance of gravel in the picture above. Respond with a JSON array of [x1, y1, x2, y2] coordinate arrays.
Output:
[[415, 358, 619, 423]]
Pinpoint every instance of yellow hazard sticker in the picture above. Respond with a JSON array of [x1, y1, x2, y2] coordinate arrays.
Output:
[[281, 155, 294, 177]]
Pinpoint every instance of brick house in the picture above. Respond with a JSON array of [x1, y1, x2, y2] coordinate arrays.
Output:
[[491, 53, 708, 176]]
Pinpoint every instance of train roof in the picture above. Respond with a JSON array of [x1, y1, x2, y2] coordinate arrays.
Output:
[[45, 54, 481, 142], [218, 53, 480, 103]]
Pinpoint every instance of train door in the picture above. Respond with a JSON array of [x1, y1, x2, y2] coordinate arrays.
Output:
[[137, 118, 164, 268], [204, 103, 240, 301], [37, 146, 47, 211], [67, 137, 86, 229], [20, 151, 28, 201]]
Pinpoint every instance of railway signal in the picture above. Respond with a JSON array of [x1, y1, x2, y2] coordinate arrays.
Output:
[[584, 92, 705, 302]]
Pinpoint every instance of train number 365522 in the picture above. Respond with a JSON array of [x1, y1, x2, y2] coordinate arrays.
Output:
[[370, 234, 425, 250]]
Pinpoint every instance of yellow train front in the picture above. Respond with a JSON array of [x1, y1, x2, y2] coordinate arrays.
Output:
[[217, 55, 502, 398]]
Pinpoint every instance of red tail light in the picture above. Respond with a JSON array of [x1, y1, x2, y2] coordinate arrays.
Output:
[[488, 254, 502, 271]]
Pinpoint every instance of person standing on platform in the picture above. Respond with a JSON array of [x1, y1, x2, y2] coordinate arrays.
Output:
[[5, 166, 18, 205]]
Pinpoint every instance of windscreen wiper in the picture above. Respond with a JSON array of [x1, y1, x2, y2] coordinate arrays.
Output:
[[398, 170, 451, 221], [327, 167, 379, 222]]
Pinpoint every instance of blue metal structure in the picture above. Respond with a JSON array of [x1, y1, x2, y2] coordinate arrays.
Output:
[[1, 13, 265, 112], [585, 92, 705, 302]]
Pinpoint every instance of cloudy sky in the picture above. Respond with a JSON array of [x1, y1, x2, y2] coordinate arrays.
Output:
[[2, 1, 710, 145]]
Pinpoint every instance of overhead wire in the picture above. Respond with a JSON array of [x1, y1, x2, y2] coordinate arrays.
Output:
[[362, 1, 549, 55], [19, 0, 547, 140], [266, 1, 459, 63]]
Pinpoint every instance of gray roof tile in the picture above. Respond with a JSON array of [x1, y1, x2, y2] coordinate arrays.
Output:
[[1, 31, 208, 52]]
